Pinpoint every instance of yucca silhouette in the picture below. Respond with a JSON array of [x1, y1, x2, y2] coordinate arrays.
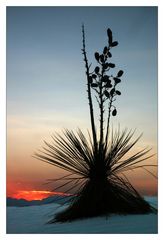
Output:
[[35, 26, 157, 222]]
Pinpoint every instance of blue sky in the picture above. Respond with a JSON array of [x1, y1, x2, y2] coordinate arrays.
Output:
[[6, 7, 157, 194], [7, 7, 157, 139], [7, 7, 157, 127]]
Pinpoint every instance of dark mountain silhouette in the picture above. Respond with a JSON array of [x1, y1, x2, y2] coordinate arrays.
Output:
[[7, 195, 73, 207]]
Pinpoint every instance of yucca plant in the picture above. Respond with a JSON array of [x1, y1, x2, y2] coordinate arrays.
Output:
[[35, 26, 157, 222]]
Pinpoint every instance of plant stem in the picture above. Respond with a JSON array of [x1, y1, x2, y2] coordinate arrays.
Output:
[[105, 98, 113, 148], [105, 82, 116, 149], [99, 70, 105, 147], [82, 25, 97, 151]]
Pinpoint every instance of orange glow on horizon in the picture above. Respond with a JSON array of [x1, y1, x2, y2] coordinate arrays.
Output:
[[9, 190, 72, 201]]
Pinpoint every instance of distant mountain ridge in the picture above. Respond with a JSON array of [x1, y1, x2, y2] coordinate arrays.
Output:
[[7, 195, 157, 208], [7, 195, 73, 207]]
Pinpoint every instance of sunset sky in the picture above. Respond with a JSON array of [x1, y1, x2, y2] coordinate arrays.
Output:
[[7, 7, 157, 200]]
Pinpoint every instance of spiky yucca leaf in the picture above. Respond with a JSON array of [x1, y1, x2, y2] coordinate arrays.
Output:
[[35, 128, 156, 203]]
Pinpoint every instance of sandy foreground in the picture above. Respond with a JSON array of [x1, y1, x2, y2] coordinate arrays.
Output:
[[7, 196, 157, 234]]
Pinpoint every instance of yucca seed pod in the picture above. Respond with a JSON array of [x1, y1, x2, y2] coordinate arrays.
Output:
[[114, 77, 121, 84], [104, 90, 110, 98], [107, 28, 113, 45], [91, 83, 98, 88], [117, 70, 124, 77], [108, 63, 115, 68], [100, 54, 105, 63], [112, 108, 117, 116], [116, 90, 121, 95], [111, 41, 118, 47], [110, 88, 115, 96], [94, 52, 100, 61], [95, 66, 100, 74], [107, 52, 112, 58], [103, 46, 108, 55], [92, 74, 97, 79]]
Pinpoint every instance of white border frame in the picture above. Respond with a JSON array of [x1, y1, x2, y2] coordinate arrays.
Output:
[[0, 1, 162, 239]]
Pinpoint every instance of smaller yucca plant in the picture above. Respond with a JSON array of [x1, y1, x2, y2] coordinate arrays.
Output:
[[35, 26, 157, 222]]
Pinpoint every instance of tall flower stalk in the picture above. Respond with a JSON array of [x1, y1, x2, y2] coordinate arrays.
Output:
[[82, 25, 124, 165], [81, 25, 97, 152]]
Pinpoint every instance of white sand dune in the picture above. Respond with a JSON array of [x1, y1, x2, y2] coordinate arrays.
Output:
[[7, 196, 157, 234]]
